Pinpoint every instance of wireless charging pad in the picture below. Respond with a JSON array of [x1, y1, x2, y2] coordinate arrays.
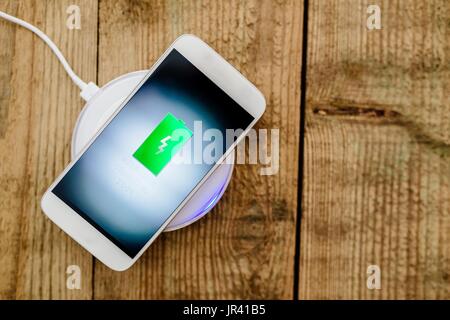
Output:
[[71, 71, 234, 232]]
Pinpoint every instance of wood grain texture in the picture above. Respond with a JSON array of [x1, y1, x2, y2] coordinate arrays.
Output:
[[0, 0, 23, 299], [93, 0, 303, 299], [300, 0, 449, 299], [0, 0, 97, 299]]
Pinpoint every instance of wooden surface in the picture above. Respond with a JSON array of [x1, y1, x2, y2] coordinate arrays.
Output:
[[93, 0, 302, 299], [0, 0, 97, 299], [300, 0, 449, 299], [0, 0, 448, 299]]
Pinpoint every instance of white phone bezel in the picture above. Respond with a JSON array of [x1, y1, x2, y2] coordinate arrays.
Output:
[[41, 34, 266, 271]]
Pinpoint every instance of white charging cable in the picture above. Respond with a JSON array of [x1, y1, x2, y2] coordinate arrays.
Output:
[[0, 10, 99, 101]]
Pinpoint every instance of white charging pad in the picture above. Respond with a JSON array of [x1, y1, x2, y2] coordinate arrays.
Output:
[[71, 71, 234, 232]]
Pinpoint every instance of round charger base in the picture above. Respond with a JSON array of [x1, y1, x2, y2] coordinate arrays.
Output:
[[71, 71, 234, 232]]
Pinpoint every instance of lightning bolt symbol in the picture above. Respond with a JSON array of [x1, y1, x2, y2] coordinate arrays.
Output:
[[155, 136, 172, 155]]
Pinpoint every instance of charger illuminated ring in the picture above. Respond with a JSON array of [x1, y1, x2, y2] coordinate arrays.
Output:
[[71, 71, 234, 232]]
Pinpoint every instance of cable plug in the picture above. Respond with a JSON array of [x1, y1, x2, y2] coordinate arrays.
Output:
[[80, 82, 100, 101]]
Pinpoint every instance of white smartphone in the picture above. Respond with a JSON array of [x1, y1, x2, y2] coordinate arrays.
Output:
[[41, 35, 265, 271]]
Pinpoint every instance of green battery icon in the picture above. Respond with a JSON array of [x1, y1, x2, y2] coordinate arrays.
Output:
[[133, 112, 193, 175]]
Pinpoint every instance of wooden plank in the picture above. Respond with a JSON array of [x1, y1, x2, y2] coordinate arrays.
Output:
[[0, 0, 98, 299], [300, 0, 449, 299], [0, 0, 23, 299], [94, 0, 303, 299]]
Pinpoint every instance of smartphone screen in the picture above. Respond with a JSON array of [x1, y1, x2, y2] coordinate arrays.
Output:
[[52, 49, 254, 257]]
